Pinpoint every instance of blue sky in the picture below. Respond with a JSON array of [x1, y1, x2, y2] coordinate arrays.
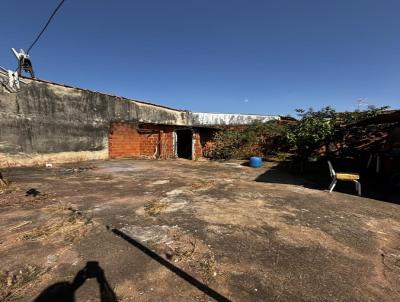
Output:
[[1, 0, 399, 115]]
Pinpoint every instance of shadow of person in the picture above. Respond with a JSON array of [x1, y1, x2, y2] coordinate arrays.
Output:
[[34, 261, 117, 302]]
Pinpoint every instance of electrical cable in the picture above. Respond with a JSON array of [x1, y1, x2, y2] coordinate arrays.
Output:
[[26, 0, 66, 54]]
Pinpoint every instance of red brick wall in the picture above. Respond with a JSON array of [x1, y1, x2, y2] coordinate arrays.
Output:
[[140, 132, 160, 157], [109, 123, 140, 159], [195, 128, 218, 159], [139, 125, 175, 159], [109, 123, 215, 160], [159, 131, 175, 159], [109, 123, 176, 159], [193, 131, 202, 159]]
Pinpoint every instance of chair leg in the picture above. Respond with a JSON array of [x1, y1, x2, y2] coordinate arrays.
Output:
[[328, 179, 337, 193], [376, 155, 381, 174], [354, 180, 361, 196], [367, 154, 372, 168]]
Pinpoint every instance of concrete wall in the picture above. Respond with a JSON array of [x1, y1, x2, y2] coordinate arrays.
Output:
[[0, 75, 188, 166]]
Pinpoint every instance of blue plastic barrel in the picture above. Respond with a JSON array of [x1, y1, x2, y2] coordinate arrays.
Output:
[[249, 156, 262, 168]]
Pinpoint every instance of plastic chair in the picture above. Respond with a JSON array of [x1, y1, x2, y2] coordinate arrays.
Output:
[[327, 160, 361, 196]]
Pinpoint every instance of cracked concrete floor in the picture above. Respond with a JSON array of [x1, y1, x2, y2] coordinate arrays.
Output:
[[1, 159, 400, 301]]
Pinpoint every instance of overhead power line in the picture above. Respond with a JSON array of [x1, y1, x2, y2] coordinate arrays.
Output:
[[26, 0, 67, 54]]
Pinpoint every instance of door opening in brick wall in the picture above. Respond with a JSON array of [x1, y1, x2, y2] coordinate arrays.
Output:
[[175, 129, 193, 159]]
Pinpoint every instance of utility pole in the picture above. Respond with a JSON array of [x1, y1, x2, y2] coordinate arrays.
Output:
[[356, 98, 368, 111]]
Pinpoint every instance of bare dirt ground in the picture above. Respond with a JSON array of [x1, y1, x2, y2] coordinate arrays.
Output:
[[1, 159, 400, 302]]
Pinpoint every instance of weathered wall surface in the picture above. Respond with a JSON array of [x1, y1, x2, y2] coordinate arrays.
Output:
[[0, 76, 188, 166]]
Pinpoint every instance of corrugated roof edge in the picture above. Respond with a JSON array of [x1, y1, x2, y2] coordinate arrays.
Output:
[[191, 111, 280, 118], [20, 76, 187, 113]]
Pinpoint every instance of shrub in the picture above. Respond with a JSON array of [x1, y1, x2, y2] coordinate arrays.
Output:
[[206, 121, 286, 160], [206, 105, 391, 161]]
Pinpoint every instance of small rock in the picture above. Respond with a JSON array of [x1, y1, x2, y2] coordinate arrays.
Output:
[[152, 180, 170, 185], [47, 254, 58, 265], [7, 276, 13, 286], [166, 189, 184, 196]]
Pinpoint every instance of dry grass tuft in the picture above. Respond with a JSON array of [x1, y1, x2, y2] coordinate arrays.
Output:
[[0, 265, 47, 301], [42, 202, 73, 213], [21, 208, 93, 242], [155, 229, 218, 283], [190, 179, 215, 191], [197, 253, 217, 282], [144, 200, 168, 216], [165, 235, 197, 262]]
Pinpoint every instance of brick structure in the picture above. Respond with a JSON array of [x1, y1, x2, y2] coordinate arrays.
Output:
[[109, 123, 172, 159], [109, 122, 206, 160], [193, 132, 203, 159], [138, 124, 175, 159], [109, 123, 141, 159]]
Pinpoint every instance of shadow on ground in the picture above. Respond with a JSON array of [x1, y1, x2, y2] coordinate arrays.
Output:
[[255, 159, 400, 204], [34, 261, 117, 302], [112, 228, 231, 302]]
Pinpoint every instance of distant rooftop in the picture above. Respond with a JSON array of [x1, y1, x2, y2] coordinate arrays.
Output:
[[190, 112, 280, 126]]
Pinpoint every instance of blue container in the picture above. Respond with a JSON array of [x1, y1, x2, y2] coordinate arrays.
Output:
[[249, 156, 262, 168]]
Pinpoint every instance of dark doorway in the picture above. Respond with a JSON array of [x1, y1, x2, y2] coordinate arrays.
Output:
[[176, 129, 193, 159]]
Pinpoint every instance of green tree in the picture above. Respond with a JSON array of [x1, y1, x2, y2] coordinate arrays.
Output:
[[284, 107, 337, 159], [283, 105, 391, 159]]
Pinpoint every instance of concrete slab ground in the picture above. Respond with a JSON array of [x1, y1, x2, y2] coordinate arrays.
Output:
[[1, 159, 400, 301]]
